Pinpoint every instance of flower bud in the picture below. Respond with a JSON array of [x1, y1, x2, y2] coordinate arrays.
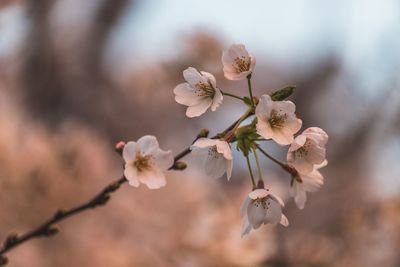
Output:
[[197, 128, 209, 138], [45, 226, 59, 236], [114, 141, 126, 156], [172, 161, 187, 170]]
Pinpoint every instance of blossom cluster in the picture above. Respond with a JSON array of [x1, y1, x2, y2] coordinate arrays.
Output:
[[120, 44, 328, 236]]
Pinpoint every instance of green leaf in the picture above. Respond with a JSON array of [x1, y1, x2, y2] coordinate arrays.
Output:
[[271, 85, 296, 101]]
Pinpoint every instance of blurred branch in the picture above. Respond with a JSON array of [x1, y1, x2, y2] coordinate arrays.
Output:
[[0, 125, 228, 265]]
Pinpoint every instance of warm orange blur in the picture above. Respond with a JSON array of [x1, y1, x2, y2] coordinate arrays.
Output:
[[1, 1, 400, 267]]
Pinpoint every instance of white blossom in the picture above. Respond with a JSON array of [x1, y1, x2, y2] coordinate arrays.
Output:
[[174, 67, 223, 118], [241, 188, 289, 237], [123, 136, 173, 189], [287, 127, 328, 174], [222, 44, 256, 80], [190, 138, 233, 180], [290, 160, 327, 209], [255, 94, 302, 145]]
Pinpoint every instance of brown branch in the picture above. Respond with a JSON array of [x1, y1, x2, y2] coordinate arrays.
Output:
[[0, 115, 256, 265]]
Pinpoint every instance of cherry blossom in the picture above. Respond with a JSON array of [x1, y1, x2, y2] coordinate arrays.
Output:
[[255, 94, 302, 145], [123, 135, 173, 189], [241, 188, 289, 236], [222, 44, 256, 80], [290, 160, 327, 209], [287, 127, 328, 174], [190, 138, 233, 180], [174, 67, 223, 118]]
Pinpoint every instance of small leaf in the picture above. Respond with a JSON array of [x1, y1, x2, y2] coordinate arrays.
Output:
[[271, 85, 296, 101]]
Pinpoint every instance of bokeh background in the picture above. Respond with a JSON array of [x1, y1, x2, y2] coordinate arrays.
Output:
[[1, 0, 400, 266]]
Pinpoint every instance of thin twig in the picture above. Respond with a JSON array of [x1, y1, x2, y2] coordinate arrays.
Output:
[[0, 115, 255, 264], [255, 144, 297, 176]]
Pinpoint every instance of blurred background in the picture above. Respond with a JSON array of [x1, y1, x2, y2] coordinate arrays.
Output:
[[1, 0, 400, 266]]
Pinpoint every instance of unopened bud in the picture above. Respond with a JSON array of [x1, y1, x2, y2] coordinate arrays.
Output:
[[173, 161, 187, 170], [45, 226, 59, 236], [115, 141, 126, 156], [4, 233, 18, 247], [198, 128, 209, 138]]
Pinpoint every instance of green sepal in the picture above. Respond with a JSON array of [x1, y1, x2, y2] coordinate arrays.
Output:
[[271, 85, 296, 101]]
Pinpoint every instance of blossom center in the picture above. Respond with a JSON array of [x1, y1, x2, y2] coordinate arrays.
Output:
[[133, 153, 153, 172], [195, 81, 215, 98], [253, 197, 271, 210], [295, 140, 312, 157], [233, 56, 250, 73], [268, 110, 287, 128], [207, 146, 220, 159]]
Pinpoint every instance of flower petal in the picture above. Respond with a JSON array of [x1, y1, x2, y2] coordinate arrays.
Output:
[[210, 88, 223, 112], [191, 138, 217, 149], [154, 149, 174, 170], [241, 216, 253, 237], [186, 98, 212, 117], [183, 67, 202, 86], [280, 214, 289, 227], [138, 168, 167, 189], [264, 197, 282, 225], [248, 189, 269, 199], [124, 165, 140, 187], [122, 141, 138, 162], [225, 158, 233, 180], [137, 135, 159, 155], [215, 140, 232, 160], [205, 154, 226, 179], [247, 201, 267, 229]]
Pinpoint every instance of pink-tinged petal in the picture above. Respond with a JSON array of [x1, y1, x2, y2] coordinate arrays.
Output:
[[247, 202, 267, 229], [173, 83, 194, 96], [210, 88, 223, 112], [291, 181, 307, 209], [222, 50, 235, 66], [225, 158, 233, 180], [241, 217, 253, 237], [137, 135, 159, 155], [154, 149, 174, 170], [249, 189, 269, 199], [301, 170, 324, 192], [306, 145, 326, 164], [271, 128, 293, 145], [289, 134, 307, 152], [124, 165, 140, 187], [200, 71, 217, 89], [268, 192, 285, 207], [183, 67, 202, 86], [138, 168, 166, 189], [186, 98, 212, 117], [223, 70, 248, 81], [240, 197, 251, 217], [191, 138, 217, 149], [280, 214, 289, 227], [249, 54, 256, 72], [284, 117, 302, 134], [256, 95, 273, 117], [174, 84, 201, 106], [316, 160, 328, 169], [291, 156, 314, 174], [256, 119, 274, 140], [304, 127, 328, 146], [215, 140, 232, 160], [122, 141, 138, 162], [264, 198, 282, 225], [274, 100, 296, 114], [205, 155, 226, 179]]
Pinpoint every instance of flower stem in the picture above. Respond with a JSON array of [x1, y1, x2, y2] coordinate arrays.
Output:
[[221, 91, 245, 101], [245, 154, 256, 189], [252, 147, 263, 182], [256, 144, 297, 176], [247, 75, 255, 107]]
